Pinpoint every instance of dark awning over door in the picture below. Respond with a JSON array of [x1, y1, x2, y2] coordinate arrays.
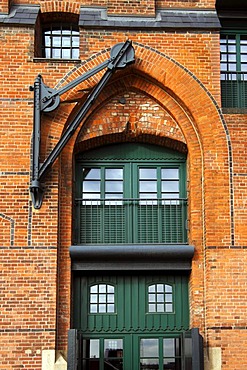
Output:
[[69, 244, 194, 271]]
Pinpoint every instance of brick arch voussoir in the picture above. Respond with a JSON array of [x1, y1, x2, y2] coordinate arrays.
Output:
[[40, 1, 81, 14]]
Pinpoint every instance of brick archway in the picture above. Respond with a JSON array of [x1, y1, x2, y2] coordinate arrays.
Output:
[[54, 43, 232, 348]]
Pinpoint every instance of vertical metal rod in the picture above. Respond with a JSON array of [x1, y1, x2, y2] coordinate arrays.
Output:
[[32, 74, 42, 181]]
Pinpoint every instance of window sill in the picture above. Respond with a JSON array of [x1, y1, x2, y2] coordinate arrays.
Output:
[[33, 57, 81, 63]]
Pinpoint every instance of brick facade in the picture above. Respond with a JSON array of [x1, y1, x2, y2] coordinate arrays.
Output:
[[0, 0, 247, 369]]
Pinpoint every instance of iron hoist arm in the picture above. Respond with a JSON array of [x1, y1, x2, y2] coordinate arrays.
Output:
[[30, 40, 135, 209]]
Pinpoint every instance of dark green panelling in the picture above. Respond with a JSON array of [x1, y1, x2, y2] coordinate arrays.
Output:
[[73, 274, 189, 333], [77, 143, 186, 162]]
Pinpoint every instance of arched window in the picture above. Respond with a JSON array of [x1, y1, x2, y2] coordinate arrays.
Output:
[[148, 283, 173, 313], [89, 284, 115, 314]]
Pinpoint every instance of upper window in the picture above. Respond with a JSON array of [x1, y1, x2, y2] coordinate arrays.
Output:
[[220, 32, 247, 109], [42, 24, 79, 59], [75, 144, 187, 245], [148, 283, 173, 313], [89, 284, 115, 314]]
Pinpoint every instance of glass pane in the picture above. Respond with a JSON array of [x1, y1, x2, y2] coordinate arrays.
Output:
[[107, 304, 115, 313], [228, 45, 236, 53], [83, 193, 100, 199], [90, 339, 100, 358], [139, 168, 157, 179], [90, 294, 97, 303], [140, 339, 159, 357], [99, 304, 106, 313], [52, 49, 61, 58], [107, 285, 114, 293], [90, 304, 97, 313], [165, 285, 172, 293], [157, 284, 164, 293], [105, 181, 123, 193], [99, 294, 106, 303], [105, 168, 123, 179], [149, 304, 156, 312], [107, 294, 114, 303], [62, 49, 70, 59], [149, 285, 155, 292], [53, 36, 61, 47], [157, 304, 164, 312], [139, 181, 157, 192], [149, 294, 156, 302], [104, 339, 123, 352], [91, 285, 98, 293], [45, 35, 51, 46], [140, 359, 159, 369], [62, 36, 71, 47], [83, 181, 100, 192], [139, 193, 157, 199], [157, 294, 164, 302], [228, 54, 236, 62], [99, 285, 106, 293], [83, 168, 100, 180], [162, 181, 179, 192], [163, 358, 176, 369], [72, 48, 79, 59], [165, 304, 173, 312], [72, 36, 80, 47], [229, 63, 236, 71], [241, 45, 247, 53], [162, 168, 179, 179], [165, 294, 173, 303], [163, 339, 175, 357]]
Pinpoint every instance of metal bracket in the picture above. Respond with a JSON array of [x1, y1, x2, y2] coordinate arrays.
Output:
[[30, 40, 135, 209]]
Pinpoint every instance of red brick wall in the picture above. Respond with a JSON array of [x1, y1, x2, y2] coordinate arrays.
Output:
[[1, 0, 247, 369]]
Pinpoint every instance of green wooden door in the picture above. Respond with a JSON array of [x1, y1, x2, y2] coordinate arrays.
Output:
[[73, 273, 189, 370]]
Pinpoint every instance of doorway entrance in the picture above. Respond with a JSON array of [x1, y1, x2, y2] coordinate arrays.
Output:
[[73, 273, 191, 370]]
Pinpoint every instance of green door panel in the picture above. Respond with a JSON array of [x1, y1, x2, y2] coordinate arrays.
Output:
[[73, 274, 189, 333]]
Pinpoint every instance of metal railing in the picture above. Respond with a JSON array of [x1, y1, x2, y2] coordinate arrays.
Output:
[[75, 198, 188, 244], [221, 71, 247, 108]]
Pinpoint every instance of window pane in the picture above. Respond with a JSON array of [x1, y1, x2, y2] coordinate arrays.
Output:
[[165, 285, 172, 293], [72, 48, 79, 59], [163, 338, 175, 357], [62, 49, 70, 59], [99, 294, 106, 303], [162, 181, 179, 192], [140, 339, 159, 357], [139, 181, 157, 192], [105, 181, 123, 193], [83, 181, 100, 192], [140, 359, 159, 369], [83, 168, 100, 180], [99, 304, 106, 313], [157, 284, 164, 292], [161, 168, 179, 179], [99, 285, 106, 293], [90, 339, 100, 358], [53, 36, 61, 47], [139, 168, 157, 179], [105, 168, 123, 179], [52, 49, 61, 58]]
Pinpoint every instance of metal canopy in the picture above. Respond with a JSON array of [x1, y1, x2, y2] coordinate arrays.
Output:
[[69, 244, 195, 271], [29, 40, 135, 209]]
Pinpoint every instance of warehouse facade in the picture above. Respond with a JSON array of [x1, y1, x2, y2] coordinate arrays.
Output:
[[0, 0, 247, 369]]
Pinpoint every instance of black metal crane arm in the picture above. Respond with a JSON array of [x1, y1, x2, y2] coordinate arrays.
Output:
[[30, 40, 135, 209]]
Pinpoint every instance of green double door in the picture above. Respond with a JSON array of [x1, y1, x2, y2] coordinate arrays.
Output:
[[73, 273, 190, 370]]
